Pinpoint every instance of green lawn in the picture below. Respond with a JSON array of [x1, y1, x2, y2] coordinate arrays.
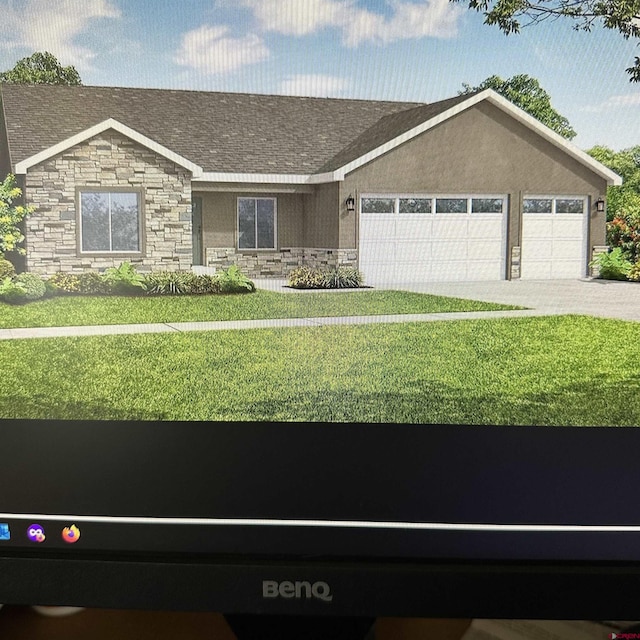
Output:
[[1, 315, 637, 426], [0, 290, 519, 329]]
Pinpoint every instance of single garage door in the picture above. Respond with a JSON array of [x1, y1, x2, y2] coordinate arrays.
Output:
[[359, 195, 507, 284], [521, 197, 587, 280]]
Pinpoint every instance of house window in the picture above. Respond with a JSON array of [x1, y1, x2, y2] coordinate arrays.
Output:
[[238, 198, 276, 249], [80, 191, 141, 253]]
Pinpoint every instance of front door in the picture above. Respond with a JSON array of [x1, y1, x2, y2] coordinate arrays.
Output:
[[192, 196, 203, 266]]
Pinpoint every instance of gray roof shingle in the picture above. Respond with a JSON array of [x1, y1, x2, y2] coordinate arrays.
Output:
[[0, 84, 472, 175]]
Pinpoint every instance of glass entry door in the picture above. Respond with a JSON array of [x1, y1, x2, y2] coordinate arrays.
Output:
[[192, 196, 203, 266]]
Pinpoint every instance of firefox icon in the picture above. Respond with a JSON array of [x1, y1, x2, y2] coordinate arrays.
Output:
[[61, 525, 80, 544]]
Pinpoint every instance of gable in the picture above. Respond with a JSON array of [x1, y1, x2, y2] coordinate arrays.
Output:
[[14, 119, 202, 177]]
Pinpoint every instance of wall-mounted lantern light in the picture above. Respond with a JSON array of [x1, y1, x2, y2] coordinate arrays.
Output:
[[346, 195, 356, 213], [596, 198, 605, 213]]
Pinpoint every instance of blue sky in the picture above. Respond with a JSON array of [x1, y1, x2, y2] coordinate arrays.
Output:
[[0, 0, 638, 150]]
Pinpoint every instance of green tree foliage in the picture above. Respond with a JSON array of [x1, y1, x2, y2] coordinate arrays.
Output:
[[0, 51, 81, 85], [452, 0, 640, 81], [588, 145, 640, 219], [0, 174, 34, 255], [587, 146, 640, 261], [460, 74, 577, 139]]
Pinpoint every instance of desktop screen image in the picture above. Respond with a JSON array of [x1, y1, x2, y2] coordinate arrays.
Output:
[[0, 0, 639, 617]]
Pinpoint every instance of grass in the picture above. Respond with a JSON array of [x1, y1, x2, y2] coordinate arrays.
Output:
[[1, 315, 637, 426], [0, 289, 520, 329]]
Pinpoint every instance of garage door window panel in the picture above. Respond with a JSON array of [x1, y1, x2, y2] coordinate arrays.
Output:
[[556, 199, 585, 214], [472, 198, 504, 214], [436, 198, 467, 213], [399, 198, 432, 214], [523, 199, 553, 214], [362, 198, 395, 213]]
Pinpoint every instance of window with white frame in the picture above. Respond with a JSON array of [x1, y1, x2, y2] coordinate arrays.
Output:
[[238, 198, 276, 249], [80, 191, 141, 253]]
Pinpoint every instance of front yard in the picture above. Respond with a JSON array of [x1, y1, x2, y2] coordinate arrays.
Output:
[[0, 289, 519, 328], [1, 315, 637, 426]]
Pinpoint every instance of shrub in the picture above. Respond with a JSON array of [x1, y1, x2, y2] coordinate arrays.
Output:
[[190, 274, 221, 295], [288, 266, 364, 289], [628, 262, 640, 282], [0, 276, 27, 304], [77, 271, 112, 295], [0, 258, 16, 280], [101, 262, 146, 295], [13, 272, 46, 300], [47, 272, 82, 294], [322, 266, 364, 289], [288, 266, 326, 289], [590, 247, 632, 280], [144, 271, 198, 296], [216, 265, 255, 293], [607, 214, 640, 263], [43, 279, 59, 298]]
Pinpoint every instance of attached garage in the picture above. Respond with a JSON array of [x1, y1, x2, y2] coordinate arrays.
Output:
[[520, 197, 588, 280], [359, 195, 507, 284]]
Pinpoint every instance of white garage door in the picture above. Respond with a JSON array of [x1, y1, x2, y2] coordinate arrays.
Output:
[[521, 197, 587, 280], [359, 195, 507, 285]]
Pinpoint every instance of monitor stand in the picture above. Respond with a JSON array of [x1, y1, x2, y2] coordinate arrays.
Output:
[[224, 614, 376, 639]]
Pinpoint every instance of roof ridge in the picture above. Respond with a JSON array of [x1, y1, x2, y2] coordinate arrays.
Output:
[[0, 82, 427, 108]]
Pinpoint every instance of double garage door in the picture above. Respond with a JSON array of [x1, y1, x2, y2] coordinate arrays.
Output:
[[359, 195, 507, 284], [359, 194, 588, 284]]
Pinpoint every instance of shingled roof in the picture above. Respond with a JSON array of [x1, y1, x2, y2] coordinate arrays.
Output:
[[0, 84, 477, 176]]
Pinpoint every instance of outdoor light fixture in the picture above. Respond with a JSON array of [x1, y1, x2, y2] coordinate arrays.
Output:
[[346, 195, 356, 213], [596, 198, 605, 213]]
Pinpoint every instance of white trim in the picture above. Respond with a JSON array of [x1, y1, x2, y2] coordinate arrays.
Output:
[[335, 90, 623, 186], [2, 512, 640, 532], [15, 118, 203, 177], [196, 171, 337, 184]]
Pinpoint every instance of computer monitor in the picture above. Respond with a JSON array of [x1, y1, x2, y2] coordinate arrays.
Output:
[[1, 1, 639, 637]]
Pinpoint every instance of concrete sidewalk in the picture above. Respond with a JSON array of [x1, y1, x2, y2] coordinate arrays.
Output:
[[1, 277, 635, 341], [0, 308, 560, 341]]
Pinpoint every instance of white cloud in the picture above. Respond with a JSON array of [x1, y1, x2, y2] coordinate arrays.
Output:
[[240, 0, 463, 45], [0, 0, 121, 70], [582, 93, 640, 113], [279, 73, 349, 96], [174, 24, 269, 75]]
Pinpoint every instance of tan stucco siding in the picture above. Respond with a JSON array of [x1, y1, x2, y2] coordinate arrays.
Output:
[[24, 131, 193, 276], [198, 190, 305, 249], [340, 101, 608, 252], [303, 182, 340, 248]]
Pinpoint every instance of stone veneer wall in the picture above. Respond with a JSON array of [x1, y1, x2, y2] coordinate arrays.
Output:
[[590, 245, 609, 278], [510, 246, 521, 280], [24, 131, 192, 276], [205, 247, 358, 278]]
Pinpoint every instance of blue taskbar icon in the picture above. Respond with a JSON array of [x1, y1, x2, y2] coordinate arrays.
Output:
[[0, 523, 10, 540]]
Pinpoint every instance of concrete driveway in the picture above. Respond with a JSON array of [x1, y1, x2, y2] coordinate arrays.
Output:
[[381, 278, 640, 322]]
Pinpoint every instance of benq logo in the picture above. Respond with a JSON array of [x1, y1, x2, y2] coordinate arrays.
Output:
[[262, 580, 333, 602]]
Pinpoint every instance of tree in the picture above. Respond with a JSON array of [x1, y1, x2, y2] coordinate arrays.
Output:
[[587, 145, 640, 259], [452, 0, 640, 81], [0, 174, 34, 255], [460, 74, 577, 139], [0, 51, 81, 85], [587, 145, 640, 219]]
